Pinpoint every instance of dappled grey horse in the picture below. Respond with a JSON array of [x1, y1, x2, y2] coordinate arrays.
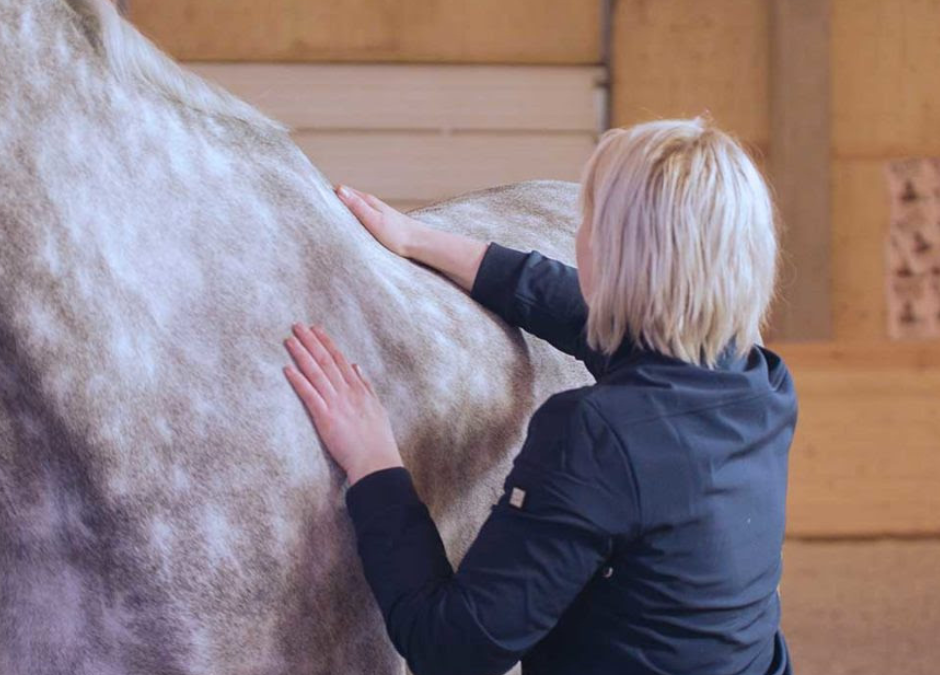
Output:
[[0, 1, 593, 673]]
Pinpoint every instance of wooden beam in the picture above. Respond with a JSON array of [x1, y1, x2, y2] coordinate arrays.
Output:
[[128, 0, 601, 65], [768, 0, 832, 340]]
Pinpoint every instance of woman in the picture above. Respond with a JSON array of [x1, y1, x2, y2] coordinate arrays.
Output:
[[283, 117, 796, 675]]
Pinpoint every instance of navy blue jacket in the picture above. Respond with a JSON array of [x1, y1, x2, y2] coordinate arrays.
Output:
[[345, 242, 797, 675]]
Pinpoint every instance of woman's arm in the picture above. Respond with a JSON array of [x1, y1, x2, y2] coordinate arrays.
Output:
[[335, 185, 614, 374], [344, 392, 640, 675], [283, 326, 640, 675]]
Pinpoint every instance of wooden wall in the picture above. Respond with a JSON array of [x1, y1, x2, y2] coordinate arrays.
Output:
[[124, 3, 940, 670], [129, 0, 600, 64], [609, 0, 770, 154], [830, 0, 940, 340], [185, 63, 605, 210], [128, 0, 940, 538]]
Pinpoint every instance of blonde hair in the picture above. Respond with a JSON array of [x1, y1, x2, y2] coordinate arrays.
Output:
[[579, 117, 779, 369]]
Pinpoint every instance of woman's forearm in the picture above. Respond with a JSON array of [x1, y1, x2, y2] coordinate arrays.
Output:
[[402, 225, 489, 293]]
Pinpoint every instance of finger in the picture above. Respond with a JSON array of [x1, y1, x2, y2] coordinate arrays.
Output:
[[292, 324, 346, 391], [352, 363, 375, 395], [283, 365, 328, 418], [310, 326, 358, 388], [285, 335, 336, 401], [349, 186, 387, 212], [337, 185, 380, 221]]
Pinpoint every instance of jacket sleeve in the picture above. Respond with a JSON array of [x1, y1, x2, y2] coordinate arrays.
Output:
[[344, 393, 640, 675], [469, 242, 619, 376]]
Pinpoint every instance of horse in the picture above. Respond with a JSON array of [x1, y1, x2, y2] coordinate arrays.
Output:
[[0, 1, 592, 672]]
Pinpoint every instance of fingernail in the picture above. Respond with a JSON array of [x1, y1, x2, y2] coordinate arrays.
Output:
[[337, 185, 350, 199]]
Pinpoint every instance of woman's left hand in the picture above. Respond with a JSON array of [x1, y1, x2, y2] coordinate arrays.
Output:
[[283, 323, 403, 486]]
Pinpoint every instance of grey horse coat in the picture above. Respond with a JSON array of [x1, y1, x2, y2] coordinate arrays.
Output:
[[0, 1, 592, 673]]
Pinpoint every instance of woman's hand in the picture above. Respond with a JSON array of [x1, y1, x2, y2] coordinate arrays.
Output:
[[335, 184, 426, 257], [336, 184, 488, 292], [283, 323, 403, 486]]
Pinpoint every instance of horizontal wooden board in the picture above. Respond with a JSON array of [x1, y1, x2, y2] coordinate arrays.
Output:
[[295, 131, 595, 203], [610, 0, 770, 146], [770, 341, 940, 537], [832, 0, 940, 157], [186, 63, 606, 132], [780, 539, 940, 675], [130, 0, 600, 64]]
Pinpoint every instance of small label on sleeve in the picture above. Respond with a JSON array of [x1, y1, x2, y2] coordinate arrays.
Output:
[[509, 487, 526, 508]]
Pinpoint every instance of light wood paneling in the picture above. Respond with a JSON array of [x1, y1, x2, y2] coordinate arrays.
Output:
[[832, 0, 940, 158], [188, 63, 602, 206], [831, 159, 891, 341], [294, 131, 595, 203], [773, 341, 940, 537], [610, 0, 770, 146], [829, 0, 940, 341], [768, 0, 831, 341], [186, 64, 605, 132], [780, 540, 940, 675], [130, 1, 600, 64]]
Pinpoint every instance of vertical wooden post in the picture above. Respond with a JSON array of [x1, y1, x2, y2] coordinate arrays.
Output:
[[769, 0, 832, 340]]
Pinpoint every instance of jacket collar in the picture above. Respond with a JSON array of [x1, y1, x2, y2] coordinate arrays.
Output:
[[594, 336, 746, 379]]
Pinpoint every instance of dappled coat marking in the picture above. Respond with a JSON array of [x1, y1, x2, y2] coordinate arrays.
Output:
[[0, 1, 591, 673]]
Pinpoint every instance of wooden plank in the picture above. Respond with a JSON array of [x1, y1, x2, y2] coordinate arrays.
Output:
[[780, 540, 940, 675], [129, 0, 600, 65], [773, 339, 940, 370], [610, 0, 770, 146], [185, 63, 606, 132], [830, 159, 891, 341], [769, 341, 940, 537], [767, 0, 832, 340], [832, 0, 940, 158], [293, 131, 595, 203]]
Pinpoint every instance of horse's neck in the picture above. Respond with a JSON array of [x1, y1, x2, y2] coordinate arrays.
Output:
[[0, 0, 389, 427], [1, 0, 365, 291]]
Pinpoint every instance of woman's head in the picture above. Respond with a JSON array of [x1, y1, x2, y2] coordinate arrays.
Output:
[[575, 117, 779, 369]]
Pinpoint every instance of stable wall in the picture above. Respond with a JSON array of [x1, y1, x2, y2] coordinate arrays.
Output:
[[129, 0, 940, 531], [129, 0, 600, 64], [127, 4, 940, 670]]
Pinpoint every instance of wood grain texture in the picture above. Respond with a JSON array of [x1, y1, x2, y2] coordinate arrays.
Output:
[[771, 341, 940, 537], [767, 0, 831, 340], [180, 63, 601, 205], [294, 130, 595, 203], [129, 0, 601, 64], [780, 539, 940, 675], [832, 0, 940, 158], [830, 159, 892, 341], [829, 0, 940, 340], [609, 0, 770, 146], [185, 63, 605, 132]]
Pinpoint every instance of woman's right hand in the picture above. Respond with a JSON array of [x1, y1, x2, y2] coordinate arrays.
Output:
[[335, 184, 425, 258], [336, 183, 488, 292]]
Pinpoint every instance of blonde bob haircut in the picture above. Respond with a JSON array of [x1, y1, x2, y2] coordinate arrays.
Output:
[[579, 117, 779, 369]]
